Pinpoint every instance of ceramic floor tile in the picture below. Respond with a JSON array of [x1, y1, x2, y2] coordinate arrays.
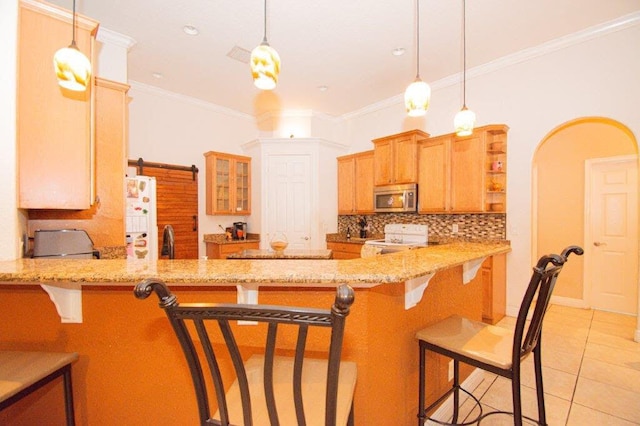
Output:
[[545, 310, 593, 329], [481, 377, 570, 425], [542, 319, 589, 341], [592, 310, 637, 328], [588, 329, 640, 352], [520, 364, 577, 401], [580, 357, 640, 394], [543, 331, 589, 356], [584, 342, 640, 371], [539, 344, 584, 375], [573, 376, 640, 423], [567, 403, 640, 426], [548, 304, 594, 320], [590, 319, 637, 339]]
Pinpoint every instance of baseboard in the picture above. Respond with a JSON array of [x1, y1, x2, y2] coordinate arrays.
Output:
[[426, 368, 484, 425]]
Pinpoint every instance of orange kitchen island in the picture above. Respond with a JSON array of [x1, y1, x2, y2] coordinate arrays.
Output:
[[0, 241, 509, 425]]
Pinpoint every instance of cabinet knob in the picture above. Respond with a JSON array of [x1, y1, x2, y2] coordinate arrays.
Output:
[[593, 241, 607, 247]]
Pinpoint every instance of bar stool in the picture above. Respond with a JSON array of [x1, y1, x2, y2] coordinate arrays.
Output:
[[0, 351, 78, 426], [416, 246, 583, 426]]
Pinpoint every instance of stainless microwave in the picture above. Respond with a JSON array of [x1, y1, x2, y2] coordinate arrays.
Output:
[[374, 183, 418, 213]]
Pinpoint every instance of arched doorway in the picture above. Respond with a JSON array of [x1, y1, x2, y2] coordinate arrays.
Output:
[[532, 117, 638, 316]]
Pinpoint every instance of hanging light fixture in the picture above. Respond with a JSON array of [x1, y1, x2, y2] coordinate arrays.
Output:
[[250, 0, 281, 90], [404, 0, 431, 117], [454, 0, 476, 136], [53, 0, 92, 91]]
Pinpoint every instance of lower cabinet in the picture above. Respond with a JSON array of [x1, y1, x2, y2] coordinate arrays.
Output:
[[482, 253, 507, 325], [206, 241, 259, 259], [326, 242, 363, 259]]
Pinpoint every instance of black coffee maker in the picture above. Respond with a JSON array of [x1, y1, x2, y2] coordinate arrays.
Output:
[[232, 222, 247, 240]]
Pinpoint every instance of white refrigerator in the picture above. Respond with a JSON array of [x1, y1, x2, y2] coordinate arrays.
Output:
[[125, 176, 158, 261]]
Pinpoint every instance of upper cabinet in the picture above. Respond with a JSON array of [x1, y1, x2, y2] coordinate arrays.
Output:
[[204, 151, 251, 215], [372, 130, 429, 186], [337, 151, 375, 215], [17, 0, 99, 209], [418, 124, 508, 213]]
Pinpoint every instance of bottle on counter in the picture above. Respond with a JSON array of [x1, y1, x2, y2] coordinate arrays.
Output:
[[346, 228, 351, 240]]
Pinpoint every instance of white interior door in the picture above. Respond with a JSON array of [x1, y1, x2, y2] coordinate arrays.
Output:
[[586, 156, 638, 314], [265, 154, 312, 249]]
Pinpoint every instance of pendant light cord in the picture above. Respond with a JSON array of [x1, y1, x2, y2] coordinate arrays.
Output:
[[462, 0, 466, 107], [71, 0, 77, 47], [262, 0, 268, 44], [415, 0, 420, 79]]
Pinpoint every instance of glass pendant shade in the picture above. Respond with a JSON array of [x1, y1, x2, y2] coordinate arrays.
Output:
[[454, 106, 476, 136], [53, 43, 91, 91], [250, 42, 280, 90], [404, 78, 431, 117]]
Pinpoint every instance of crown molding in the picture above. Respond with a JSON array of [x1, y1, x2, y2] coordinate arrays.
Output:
[[342, 11, 640, 120], [128, 81, 253, 119], [96, 27, 137, 50]]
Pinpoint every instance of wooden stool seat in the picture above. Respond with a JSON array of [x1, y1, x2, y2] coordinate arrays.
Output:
[[0, 351, 78, 426], [220, 355, 357, 426]]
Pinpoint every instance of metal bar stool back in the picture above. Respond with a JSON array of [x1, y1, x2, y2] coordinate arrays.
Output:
[[416, 246, 583, 426], [135, 279, 357, 426]]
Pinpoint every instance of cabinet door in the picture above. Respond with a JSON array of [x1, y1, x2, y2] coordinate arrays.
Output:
[[337, 157, 355, 214], [214, 157, 231, 213], [450, 135, 485, 212], [354, 152, 374, 213], [393, 136, 419, 184], [418, 137, 450, 212], [234, 159, 251, 214], [373, 140, 393, 185], [18, 2, 98, 209]]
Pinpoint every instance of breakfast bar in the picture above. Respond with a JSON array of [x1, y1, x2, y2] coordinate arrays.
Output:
[[0, 241, 509, 425]]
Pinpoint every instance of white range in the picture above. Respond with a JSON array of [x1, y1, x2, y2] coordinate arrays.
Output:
[[364, 224, 429, 254]]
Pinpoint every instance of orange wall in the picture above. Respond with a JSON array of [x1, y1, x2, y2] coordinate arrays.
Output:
[[535, 118, 637, 298], [0, 267, 482, 425]]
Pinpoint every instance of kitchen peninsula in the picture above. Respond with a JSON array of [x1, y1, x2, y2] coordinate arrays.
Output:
[[0, 241, 509, 425]]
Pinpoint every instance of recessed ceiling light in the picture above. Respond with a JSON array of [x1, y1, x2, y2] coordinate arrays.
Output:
[[183, 25, 199, 36], [318, 85, 328, 92], [152, 72, 163, 79], [392, 47, 406, 56]]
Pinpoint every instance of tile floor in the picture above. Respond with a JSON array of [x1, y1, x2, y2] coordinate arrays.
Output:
[[443, 305, 640, 425]]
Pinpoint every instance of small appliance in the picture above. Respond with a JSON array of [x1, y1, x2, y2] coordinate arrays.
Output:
[[374, 183, 418, 213], [32, 229, 100, 259], [233, 222, 247, 240]]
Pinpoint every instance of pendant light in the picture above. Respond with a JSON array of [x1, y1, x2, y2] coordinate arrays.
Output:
[[250, 0, 281, 90], [454, 0, 476, 136], [53, 0, 92, 91], [404, 0, 431, 117]]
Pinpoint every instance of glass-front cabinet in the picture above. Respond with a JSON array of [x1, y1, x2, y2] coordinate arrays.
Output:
[[204, 151, 251, 215]]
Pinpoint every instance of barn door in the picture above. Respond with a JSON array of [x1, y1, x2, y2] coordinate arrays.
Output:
[[130, 159, 199, 259]]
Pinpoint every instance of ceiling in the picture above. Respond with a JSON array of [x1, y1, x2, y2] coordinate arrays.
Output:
[[49, 0, 639, 117]]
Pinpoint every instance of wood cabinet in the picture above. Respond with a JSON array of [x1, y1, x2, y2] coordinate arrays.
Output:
[[204, 151, 251, 215], [206, 241, 259, 259], [28, 77, 130, 248], [326, 242, 363, 259], [418, 124, 508, 213], [337, 151, 374, 215], [482, 253, 507, 325], [372, 130, 429, 186], [17, 0, 99, 209]]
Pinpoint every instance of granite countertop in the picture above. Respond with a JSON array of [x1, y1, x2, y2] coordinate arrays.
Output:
[[203, 233, 260, 244], [0, 241, 510, 288], [227, 249, 333, 260]]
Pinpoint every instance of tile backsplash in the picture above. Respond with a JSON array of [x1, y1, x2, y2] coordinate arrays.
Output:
[[338, 213, 506, 240]]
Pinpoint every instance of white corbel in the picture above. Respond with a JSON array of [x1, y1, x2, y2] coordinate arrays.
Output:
[[405, 273, 435, 310], [41, 284, 83, 323], [462, 257, 486, 284]]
